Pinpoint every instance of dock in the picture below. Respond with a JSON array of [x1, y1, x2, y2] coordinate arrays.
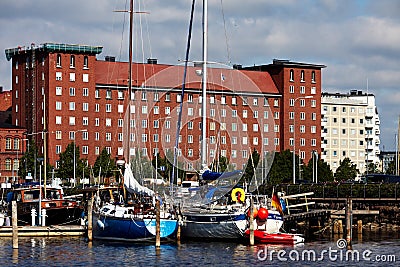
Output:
[[0, 225, 86, 237]]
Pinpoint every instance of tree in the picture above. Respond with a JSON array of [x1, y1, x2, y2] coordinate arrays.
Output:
[[241, 149, 260, 185], [19, 139, 39, 179], [267, 150, 298, 184], [57, 143, 86, 184], [19, 139, 53, 182], [93, 147, 117, 183], [334, 157, 359, 181], [366, 162, 381, 175], [386, 160, 396, 175], [302, 156, 334, 183]]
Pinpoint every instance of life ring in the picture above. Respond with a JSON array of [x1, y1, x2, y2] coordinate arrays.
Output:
[[231, 188, 245, 203]]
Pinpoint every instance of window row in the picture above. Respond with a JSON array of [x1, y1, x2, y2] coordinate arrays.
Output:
[[289, 85, 317, 95], [56, 54, 89, 69], [55, 72, 89, 83], [289, 69, 317, 83], [3, 138, 21, 150], [0, 159, 19, 171]]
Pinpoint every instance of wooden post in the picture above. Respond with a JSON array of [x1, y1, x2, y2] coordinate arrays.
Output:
[[346, 198, 353, 250], [176, 221, 181, 244], [357, 220, 363, 235], [338, 219, 343, 234], [12, 201, 18, 249], [87, 195, 93, 242], [155, 199, 160, 248], [249, 197, 254, 246]]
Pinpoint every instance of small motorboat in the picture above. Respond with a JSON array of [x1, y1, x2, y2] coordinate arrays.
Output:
[[244, 229, 304, 245]]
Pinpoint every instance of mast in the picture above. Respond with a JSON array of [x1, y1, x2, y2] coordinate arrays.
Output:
[[128, 0, 133, 165], [201, 0, 208, 170]]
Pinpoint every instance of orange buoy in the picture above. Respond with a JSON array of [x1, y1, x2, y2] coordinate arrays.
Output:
[[247, 208, 258, 219], [257, 207, 269, 221]]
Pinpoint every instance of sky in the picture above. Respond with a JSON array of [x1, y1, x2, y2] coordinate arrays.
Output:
[[0, 0, 399, 150]]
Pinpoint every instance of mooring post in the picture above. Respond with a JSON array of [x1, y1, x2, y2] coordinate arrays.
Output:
[[346, 198, 353, 250], [176, 213, 181, 244], [87, 195, 93, 242], [357, 219, 363, 235], [156, 199, 161, 248], [12, 201, 18, 249], [249, 197, 254, 246]]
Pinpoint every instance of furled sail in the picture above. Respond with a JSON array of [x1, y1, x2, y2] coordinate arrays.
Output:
[[124, 163, 154, 196]]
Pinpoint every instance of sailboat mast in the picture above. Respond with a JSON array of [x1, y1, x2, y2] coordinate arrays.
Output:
[[128, 0, 133, 164], [201, 0, 208, 170]]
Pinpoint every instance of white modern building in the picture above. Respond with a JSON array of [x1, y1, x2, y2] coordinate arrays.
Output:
[[321, 90, 381, 175]]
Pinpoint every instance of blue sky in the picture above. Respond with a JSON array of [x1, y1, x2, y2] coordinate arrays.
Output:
[[0, 0, 399, 150]]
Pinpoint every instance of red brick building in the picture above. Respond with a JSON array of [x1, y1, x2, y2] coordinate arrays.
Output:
[[0, 89, 26, 184], [4, 43, 324, 180]]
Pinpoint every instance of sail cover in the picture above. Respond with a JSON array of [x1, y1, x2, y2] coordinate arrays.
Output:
[[124, 163, 154, 196]]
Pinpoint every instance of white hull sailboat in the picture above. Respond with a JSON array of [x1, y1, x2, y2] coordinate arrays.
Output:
[[176, 0, 283, 241]]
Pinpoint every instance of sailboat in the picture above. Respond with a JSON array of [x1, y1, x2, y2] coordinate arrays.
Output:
[[175, 0, 283, 240], [91, 0, 178, 242]]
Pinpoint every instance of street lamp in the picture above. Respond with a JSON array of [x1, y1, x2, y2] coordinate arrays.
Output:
[[292, 95, 314, 184], [73, 129, 87, 187]]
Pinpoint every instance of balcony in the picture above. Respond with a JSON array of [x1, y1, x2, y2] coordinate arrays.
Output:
[[375, 129, 380, 135], [375, 118, 380, 125]]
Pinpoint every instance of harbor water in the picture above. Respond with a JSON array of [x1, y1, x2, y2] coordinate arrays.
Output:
[[0, 232, 399, 266]]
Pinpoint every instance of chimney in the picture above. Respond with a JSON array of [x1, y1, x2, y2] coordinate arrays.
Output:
[[147, 58, 157, 64], [105, 56, 115, 62]]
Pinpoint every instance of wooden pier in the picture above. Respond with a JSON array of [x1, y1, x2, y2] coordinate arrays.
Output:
[[0, 225, 86, 237]]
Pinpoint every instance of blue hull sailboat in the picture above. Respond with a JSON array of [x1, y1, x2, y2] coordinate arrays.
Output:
[[92, 0, 177, 242]]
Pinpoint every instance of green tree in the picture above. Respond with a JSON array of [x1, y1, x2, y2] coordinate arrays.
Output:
[[334, 157, 359, 181], [267, 149, 298, 184], [241, 149, 260, 185], [93, 147, 117, 183], [302, 155, 334, 183], [19, 139, 39, 179], [366, 162, 381, 175], [57, 143, 86, 184], [386, 160, 396, 175]]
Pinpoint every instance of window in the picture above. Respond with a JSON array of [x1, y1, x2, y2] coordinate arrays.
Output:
[[232, 123, 237, 131], [95, 132, 100, 141], [142, 106, 148, 114], [312, 113, 316, 120], [188, 135, 193, 143], [118, 118, 123, 128], [242, 124, 247, 132], [274, 125, 279, 132], [55, 131, 62, 140], [55, 86, 62, 96], [69, 102, 75, 110], [95, 104, 100, 112], [210, 109, 215, 117], [69, 87, 75, 96], [106, 104, 112, 112], [311, 87, 316, 94], [82, 88, 89, 97], [232, 97, 237, 105], [187, 93, 193, 102], [300, 112, 305, 120], [106, 133, 112, 141], [264, 97, 269, 106], [289, 125, 294, 133], [57, 54, 62, 67], [83, 74, 89, 82], [70, 55, 75, 68], [300, 99, 305, 107], [242, 96, 248, 105], [311, 126, 316, 133], [69, 117, 75, 125], [274, 138, 279, 146], [56, 145, 62, 154], [300, 86, 305, 94], [274, 112, 279, 119], [232, 110, 237, 117], [165, 93, 170, 102], [82, 146, 88, 155], [300, 138, 305, 146], [311, 100, 316, 107], [69, 73, 75, 82], [264, 111, 269, 119], [106, 118, 112, 127], [82, 131, 88, 140], [253, 111, 258, 118], [289, 99, 295, 107], [274, 99, 279, 107], [83, 117, 89, 126], [56, 116, 62, 125], [82, 103, 89, 111], [311, 71, 316, 83], [289, 85, 294, 93], [56, 72, 62, 81], [177, 94, 182, 103], [300, 125, 305, 133], [290, 69, 294, 81], [106, 89, 112, 99], [83, 56, 89, 69], [253, 124, 258, 132], [141, 120, 148, 128], [56, 101, 62, 110], [221, 96, 226, 105], [311, 139, 317, 147], [300, 70, 305, 82], [263, 124, 269, 132], [95, 89, 100, 98], [243, 110, 248, 118]]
